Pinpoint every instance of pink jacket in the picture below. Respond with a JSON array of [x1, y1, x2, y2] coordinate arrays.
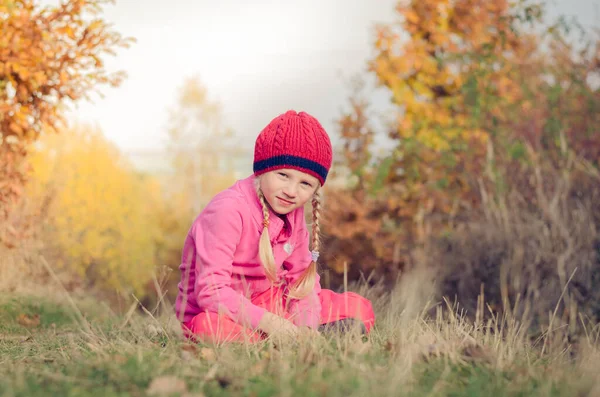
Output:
[[175, 175, 322, 329]]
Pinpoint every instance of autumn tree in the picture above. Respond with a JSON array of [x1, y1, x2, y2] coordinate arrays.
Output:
[[367, 0, 599, 221], [165, 76, 247, 217], [0, 0, 133, 244], [367, 0, 550, 227]]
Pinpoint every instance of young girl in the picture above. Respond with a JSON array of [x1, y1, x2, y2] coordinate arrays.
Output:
[[175, 110, 375, 343]]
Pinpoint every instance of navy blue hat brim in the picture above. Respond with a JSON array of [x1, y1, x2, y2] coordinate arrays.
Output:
[[253, 155, 328, 183]]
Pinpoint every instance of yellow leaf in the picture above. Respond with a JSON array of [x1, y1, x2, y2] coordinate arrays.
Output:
[[200, 347, 216, 361], [402, 8, 420, 24], [9, 122, 22, 135], [17, 313, 40, 327]]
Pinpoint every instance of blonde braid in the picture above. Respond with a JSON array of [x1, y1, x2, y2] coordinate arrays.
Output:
[[255, 180, 278, 282], [288, 189, 321, 299], [311, 191, 321, 253]]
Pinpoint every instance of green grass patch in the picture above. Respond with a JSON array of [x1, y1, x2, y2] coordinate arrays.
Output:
[[0, 294, 598, 397]]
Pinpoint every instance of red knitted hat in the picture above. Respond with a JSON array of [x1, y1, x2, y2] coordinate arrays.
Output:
[[253, 110, 333, 185]]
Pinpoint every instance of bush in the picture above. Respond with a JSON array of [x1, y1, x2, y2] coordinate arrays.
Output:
[[425, 158, 600, 336], [24, 125, 163, 297]]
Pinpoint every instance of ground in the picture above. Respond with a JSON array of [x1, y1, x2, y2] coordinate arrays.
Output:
[[1, 292, 599, 397]]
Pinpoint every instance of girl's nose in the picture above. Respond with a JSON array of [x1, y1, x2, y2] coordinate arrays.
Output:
[[282, 184, 298, 198]]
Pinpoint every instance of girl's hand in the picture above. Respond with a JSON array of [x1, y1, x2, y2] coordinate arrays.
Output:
[[257, 312, 299, 338]]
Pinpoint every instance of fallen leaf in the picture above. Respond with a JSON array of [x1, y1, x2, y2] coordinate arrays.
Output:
[[147, 375, 187, 396], [17, 313, 40, 327], [199, 347, 216, 361], [181, 344, 198, 361], [181, 344, 197, 354]]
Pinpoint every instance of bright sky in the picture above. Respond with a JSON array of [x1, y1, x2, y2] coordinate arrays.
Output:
[[51, 0, 599, 159]]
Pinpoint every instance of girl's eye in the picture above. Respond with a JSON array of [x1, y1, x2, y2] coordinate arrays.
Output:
[[278, 172, 288, 178], [301, 182, 312, 187]]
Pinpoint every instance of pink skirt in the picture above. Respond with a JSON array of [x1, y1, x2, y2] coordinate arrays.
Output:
[[182, 286, 375, 343]]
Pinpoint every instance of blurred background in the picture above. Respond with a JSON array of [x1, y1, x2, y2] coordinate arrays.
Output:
[[1, 0, 599, 337]]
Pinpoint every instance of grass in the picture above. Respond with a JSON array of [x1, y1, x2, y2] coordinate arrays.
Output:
[[1, 279, 599, 397]]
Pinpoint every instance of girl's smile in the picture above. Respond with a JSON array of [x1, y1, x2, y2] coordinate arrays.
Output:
[[276, 196, 295, 207]]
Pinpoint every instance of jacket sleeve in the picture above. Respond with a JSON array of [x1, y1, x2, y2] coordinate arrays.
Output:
[[283, 221, 322, 329], [193, 197, 267, 329]]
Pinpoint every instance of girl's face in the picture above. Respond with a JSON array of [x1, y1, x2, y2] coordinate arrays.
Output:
[[259, 169, 319, 215]]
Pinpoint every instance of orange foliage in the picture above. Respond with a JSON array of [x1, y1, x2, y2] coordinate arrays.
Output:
[[369, 0, 549, 223], [0, 0, 133, 244]]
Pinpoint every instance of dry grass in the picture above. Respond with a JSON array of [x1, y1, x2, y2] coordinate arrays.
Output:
[[1, 255, 599, 397], [408, 152, 600, 349]]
